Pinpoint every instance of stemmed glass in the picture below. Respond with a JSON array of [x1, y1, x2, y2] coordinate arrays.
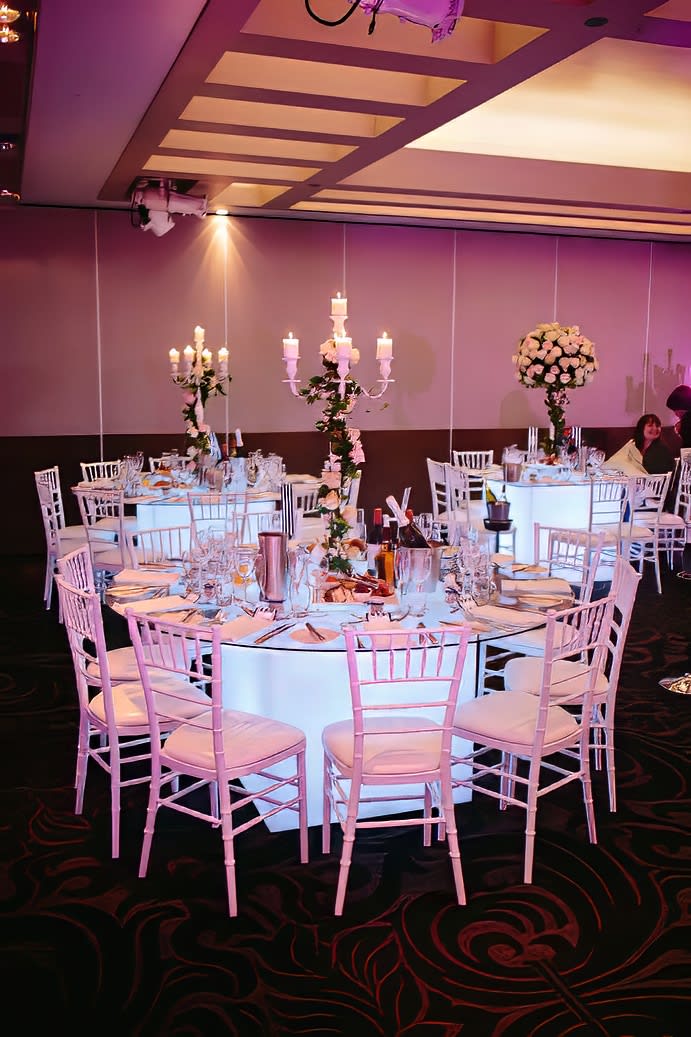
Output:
[[231, 544, 258, 604], [287, 545, 310, 617]]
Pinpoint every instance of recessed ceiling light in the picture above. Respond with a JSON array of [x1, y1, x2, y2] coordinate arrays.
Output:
[[0, 139, 17, 151], [215, 208, 229, 216], [584, 17, 608, 27], [0, 24, 19, 43]]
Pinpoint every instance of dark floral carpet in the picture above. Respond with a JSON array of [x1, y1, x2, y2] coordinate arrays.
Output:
[[1, 554, 690, 1037]]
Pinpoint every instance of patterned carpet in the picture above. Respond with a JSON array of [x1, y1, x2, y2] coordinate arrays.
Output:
[[1, 554, 690, 1037]]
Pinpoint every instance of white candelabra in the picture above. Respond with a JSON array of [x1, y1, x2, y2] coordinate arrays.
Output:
[[168, 324, 229, 383], [281, 293, 394, 399]]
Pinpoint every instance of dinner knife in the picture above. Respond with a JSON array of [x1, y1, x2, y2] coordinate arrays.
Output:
[[254, 621, 297, 644], [305, 621, 326, 641]]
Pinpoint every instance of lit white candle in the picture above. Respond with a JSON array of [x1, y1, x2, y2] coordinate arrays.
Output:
[[183, 345, 195, 365], [169, 347, 180, 370], [335, 336, 352, 360], [194, 325, 205, 345], [217, 347, 229, 375], [282, 331, 299, 359], [331, 293, 347, 317], [376, 332, 393, 360], [201, 348, 212, 365]]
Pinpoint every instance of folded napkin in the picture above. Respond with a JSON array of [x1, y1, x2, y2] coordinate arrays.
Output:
[[113, 568, 179, 587], [115, 594, 193, 616], [501, 577, 572, 596], [218, 613, 274, 642], [470, 604, 544, 628], [357, 618, 404, 648]]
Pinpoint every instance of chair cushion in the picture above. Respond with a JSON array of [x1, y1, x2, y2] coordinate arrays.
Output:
[[93, 516, 139, 531], [454, 690, 580, 747], [504, 656, 609, 700], [655, 514, 686, 528], [58, 524, 88, 541], [322, 716, 443, 775], [162, 709, 305, 772], [88, 678, 208, 728]]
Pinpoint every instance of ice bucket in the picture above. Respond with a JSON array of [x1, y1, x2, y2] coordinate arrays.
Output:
[[257, 531, 287, 603], [487, 501, 511, 523]]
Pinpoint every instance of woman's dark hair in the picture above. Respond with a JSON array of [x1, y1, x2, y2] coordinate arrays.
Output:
[[634, 413, 662, 451]]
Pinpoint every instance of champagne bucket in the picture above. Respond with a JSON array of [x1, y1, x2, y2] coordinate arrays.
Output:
[[487, 501, 510, 522], [257, 531, 287, 602]]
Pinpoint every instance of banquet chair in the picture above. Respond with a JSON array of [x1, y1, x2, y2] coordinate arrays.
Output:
[[125, 524, 191, 568], [452, 449, 494, 470], [57, 543, 165, 685], [34, 466, 84, 539], [426, 458, 449, 525], [35, 479, 88, 609], [657, 459, 691, 568], [445, 463, 485, 531], [187, 490, 246, 545], [451, 592, 616, 884], [286, 481, 321, 538], [504, 556, 641, 812], [127, 612, 308, 917], [626, 471, 672, 594], [80, 459, 122, 483], [55, 573, 209, 858], [345, 471, 362, 510], [322, 625, 471, 915], [478, 525, 605, 693], [74, 485, 133, 591]]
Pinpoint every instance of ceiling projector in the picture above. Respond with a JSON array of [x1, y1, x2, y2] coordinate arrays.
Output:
[[131, 180, 207, 237]]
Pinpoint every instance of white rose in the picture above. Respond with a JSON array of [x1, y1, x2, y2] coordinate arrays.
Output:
[[560, 373, 571, 384], [581, 342, 591, 356], [323, 490, 341, 511], [546, 331, 560, 342], [544, 372, 557, 384]]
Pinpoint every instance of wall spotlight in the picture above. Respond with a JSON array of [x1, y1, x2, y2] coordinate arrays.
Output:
[[131, 179, 207, 237]]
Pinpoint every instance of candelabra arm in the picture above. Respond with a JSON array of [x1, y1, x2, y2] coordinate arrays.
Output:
[[361, 378, 395, 400]]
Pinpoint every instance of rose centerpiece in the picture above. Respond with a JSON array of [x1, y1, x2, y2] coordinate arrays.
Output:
[[299, 338, 365, 573], [512, 322, 598, 454]]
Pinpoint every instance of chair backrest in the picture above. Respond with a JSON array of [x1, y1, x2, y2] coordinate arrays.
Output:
[[55, 573, 117, 727], [533, 524, 606, 602], [287, 481, 321, 539], [57, 543, 96, 592], [73, 485, 129, 568], [588, 476, 630, 536], [187, 490, 246, 544], [631, 471, 671, 520], [35, 478, 62, 553], [675, 459, 691, 523], [602, 556, 641, 698], [452, 449, 494, 470], [531, 594, 616, 754], [126, 524, 192, 566], [80, 460, 121, 483], [345, 472, 361, 509], [343, 625, 471, 781], [444, 463, 472, 520], [35, 466, 67, 530], [426, 458, 448, 519], [127, 611, 221, 764]]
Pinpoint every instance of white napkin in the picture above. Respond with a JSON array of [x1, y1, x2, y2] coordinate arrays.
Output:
[[113, 568, 178, 587], [470, 604, 544, 628], [357, 618, 404, 648], [501, 577, 572, 595], [218, 613, 274, 642], [115, 594, 193, 616]]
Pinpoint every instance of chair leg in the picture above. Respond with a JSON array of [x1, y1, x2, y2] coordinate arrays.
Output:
[[423, 783, 433, 846], [220, 808, 238, 917], [297, 748, 308, 864], [439, 774, 466, 906], [138, 772, 161, 879], [322, 754, 332, 854], [334, 793, 360, 916], [523, 759, 541, 883], [604, 716, 617, 813], [75, 719, 90, 811], [580, 738, 598, 846]]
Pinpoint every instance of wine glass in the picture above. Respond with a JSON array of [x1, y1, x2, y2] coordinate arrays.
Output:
[[231, 544, 258, 603], [408, 547, 432, 616], [287, 546, 310, 617]]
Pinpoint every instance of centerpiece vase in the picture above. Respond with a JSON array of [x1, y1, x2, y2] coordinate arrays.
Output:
[[544, 387, 569, 455]]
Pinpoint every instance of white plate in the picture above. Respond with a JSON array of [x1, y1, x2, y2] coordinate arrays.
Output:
[[290, 626, 340, 644]]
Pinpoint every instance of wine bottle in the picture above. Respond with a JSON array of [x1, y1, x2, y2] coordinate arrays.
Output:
[[485, 483, 498, 504], [385, 495, 430, 548], [366, 507, 384, 575], [235, 428, 247, 458], [375, 529, 395, 589]]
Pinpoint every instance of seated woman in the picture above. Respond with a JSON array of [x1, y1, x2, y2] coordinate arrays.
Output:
[[605, 413, 675, 475]]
